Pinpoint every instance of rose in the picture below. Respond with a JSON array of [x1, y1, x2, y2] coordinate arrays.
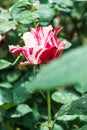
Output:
[[9, 25, 66, 65]]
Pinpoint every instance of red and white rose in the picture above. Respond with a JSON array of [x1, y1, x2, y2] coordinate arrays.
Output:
[[9, 25, 66, 65]]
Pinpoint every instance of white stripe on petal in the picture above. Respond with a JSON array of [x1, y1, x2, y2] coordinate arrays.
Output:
[[22, 32, 37, 47]]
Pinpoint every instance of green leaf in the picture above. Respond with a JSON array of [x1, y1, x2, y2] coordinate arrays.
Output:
[[7, 69, 21, 83], [22, 112, 39, 129], [13, 73, 34, 104], [29, 46, 87, 91], [40, 123, 63, 130], [32, 103, 40, 121], [64, 39, 72, 49], [0, 88, 12, 106], [0, 124, 8, 130], [11, 0, 39, 24], [74, 78, 87, 94], [53, 0, 73, 7], [53, 124, 64, 130], [53, 0, 73, 13], [79, 115, 87, 122], [58, 115, 78, 121], [0, 20, 16, 34], [11, 0, 32, 17], [15, 11, 39, 24], [0, 82, 12, 89], [56, 94, 87, 117], [10, 104, 32, 118], [52, 90, 79, 104], [71, 9, 82, 20], [0, 103, 16, 110], [0, 9, 12, 21], [35, 4, 55, 25], [79, 125, 87, 130], [40, 125, 49, 130], [39, 0, 48, 4], [13, 81, 31, 104], [0, 59, 11, 70]]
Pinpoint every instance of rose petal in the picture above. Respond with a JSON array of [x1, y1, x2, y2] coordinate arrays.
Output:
[[9, 45, 23, 54], [53, 26, 63, 38], [22, 32, 37, 47], [39, 47, 58, 63]]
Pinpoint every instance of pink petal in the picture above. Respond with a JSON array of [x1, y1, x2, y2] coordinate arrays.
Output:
[[31, 25, 53, 47], [9, 45, 23, 54], [27, 46, 42, 64], [9, 45, 33, 64], [53, 26, 63, 38], [45, 26, 63, 47]]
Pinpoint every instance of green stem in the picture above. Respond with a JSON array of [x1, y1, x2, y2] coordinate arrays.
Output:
[[11, 54, 21, 66], [52, 114, 59, 129], [47, 90, 52, 129], [40, 91, 46, 100], [52, 117, 57, 129]]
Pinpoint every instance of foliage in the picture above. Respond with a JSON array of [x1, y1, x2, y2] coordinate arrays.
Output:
[[0, 0, 87, 130]]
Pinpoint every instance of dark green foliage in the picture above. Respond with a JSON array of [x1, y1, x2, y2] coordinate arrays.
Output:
[[79, 125, 87, 130], [0, 0, 87, 130], [56, 94, 87, 117]]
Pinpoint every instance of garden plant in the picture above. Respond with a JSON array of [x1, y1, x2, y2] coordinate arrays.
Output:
[[0, 0, 87, 130]]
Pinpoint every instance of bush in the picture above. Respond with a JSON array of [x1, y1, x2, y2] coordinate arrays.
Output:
[[0, 0, 87, 130]]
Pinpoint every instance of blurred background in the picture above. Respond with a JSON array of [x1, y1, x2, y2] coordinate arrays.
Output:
[[0, 0, 87, 130]]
